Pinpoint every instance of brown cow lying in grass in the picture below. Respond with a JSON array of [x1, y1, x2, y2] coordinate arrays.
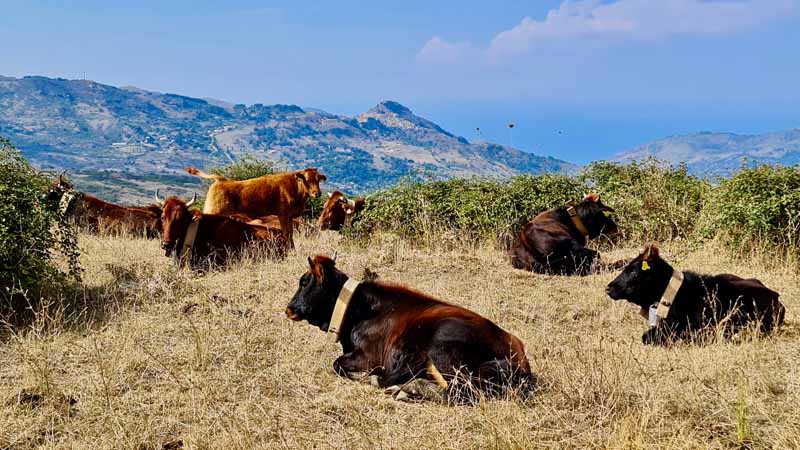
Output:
[[160, 195, 289, 268], [606, 244, 785, 345], [228, 214, 305, 232], [317, 191, 366, 231], [509, 193, 619, 275], [286, 255, 534, 403], [185, 166, 325, 246], [48, 175, 162, 238]]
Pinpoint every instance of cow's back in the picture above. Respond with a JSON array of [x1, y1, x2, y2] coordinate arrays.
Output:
[[389, 302, 530, 375], [513, 209, 575, 266], [204, 174, 299, 218]]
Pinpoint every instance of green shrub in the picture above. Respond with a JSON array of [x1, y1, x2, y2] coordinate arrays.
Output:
[[698, 165, 800, 259], [209, 154, 276, 181], [579, 159, 710, 242], [352, 175, 583, 243], [0, 137, 81, 303]]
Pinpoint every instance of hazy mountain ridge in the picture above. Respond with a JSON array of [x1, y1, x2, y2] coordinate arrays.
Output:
[[614, 130, 800, 176], [0, 75, 575, 201]]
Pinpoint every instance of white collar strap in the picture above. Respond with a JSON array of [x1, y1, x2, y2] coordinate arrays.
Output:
[[328, 278, 361, 343], [641, 268, 684, 326], [59, 191, 76, 214], [176, 218, 200, 267]]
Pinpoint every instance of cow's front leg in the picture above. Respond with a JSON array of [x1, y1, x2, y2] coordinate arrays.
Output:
[[333, 350, 371, 378], [279, 216, 295, 249]]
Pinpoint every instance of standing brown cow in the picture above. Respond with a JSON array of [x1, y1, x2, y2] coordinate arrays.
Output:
[[159, 195, 288, 268], [509, 193, 619, 276], [286, 255, 534, 402], [185, 167, 325, 246], [317, 191, 366, 231]]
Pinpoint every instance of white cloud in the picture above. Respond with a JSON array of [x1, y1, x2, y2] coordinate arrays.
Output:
[[488, 0, 797, 57], [416, 36, 473, 64], [417, 0, 797, 64]]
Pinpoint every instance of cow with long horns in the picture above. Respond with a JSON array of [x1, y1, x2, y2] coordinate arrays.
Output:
[[157, 192, 289, 267]]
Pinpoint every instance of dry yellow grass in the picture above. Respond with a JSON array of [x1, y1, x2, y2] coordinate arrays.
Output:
[[0, 232, 798, 449]]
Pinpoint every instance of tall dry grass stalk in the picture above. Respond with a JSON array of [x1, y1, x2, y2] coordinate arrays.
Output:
[[0, 232, 797, 449]]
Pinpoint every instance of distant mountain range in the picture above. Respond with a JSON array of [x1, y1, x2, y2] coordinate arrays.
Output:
[[1, 75, 797, 203], [0, 75, 574, 202], [614, 130, 800, 176]]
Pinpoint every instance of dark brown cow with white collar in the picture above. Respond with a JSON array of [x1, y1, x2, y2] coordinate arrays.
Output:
[[509, 193, 618, 275], [285, 255, 534, 402], [606, 243, 785, 345], [159, 195, 289, 267]]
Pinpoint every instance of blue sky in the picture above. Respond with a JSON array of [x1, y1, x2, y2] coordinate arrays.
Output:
[[1, 0, 799, 163]]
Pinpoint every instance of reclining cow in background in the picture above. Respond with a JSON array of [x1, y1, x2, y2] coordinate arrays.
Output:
[[509, 193, 619, 275], [184, 166, 325, 246], [48, 174, 162, 238], [158, 193, 289, 268], [317, 191, 366, 231], [286, 255, 534, 402], [606, 243, 785, 345]]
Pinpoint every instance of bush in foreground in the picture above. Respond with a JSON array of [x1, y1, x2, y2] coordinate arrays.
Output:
[[0, 137, 81, 306]]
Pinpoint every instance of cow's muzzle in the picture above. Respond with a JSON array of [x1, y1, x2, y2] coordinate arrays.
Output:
[[161, 240, 176, 257], [285, 307, 301, 321], [605, 284, 624, 300]]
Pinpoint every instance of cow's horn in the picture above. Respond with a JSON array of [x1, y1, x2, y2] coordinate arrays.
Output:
[[186, 192, 197, 207], [331, 251, 338, 263], [154, 189, 163, 205]]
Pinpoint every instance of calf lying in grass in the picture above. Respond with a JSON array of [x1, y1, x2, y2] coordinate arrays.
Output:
[[285, 255, 534, 403], [606, 244, 785, 345], [509, 193, 619, 275]]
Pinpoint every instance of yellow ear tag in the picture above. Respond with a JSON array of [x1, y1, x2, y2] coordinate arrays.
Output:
[[603, 211, 612, 217], [641, 261, 651, 271]]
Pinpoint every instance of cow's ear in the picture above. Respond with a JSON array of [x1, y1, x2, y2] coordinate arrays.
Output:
[[308, 256, 324, 282], [327, 192, 333, 198], [319, 174, 327, 182], [641, 243, 660, 260], [583, 192, 600, 203]]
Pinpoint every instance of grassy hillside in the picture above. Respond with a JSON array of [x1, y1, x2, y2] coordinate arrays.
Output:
[[1, 232, 798, 449]]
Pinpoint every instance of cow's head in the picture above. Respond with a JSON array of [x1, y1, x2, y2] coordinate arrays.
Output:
[[295, 168, 326, 198], [606, 243, 672, 308], [578, 193, 618, 238], [47, 172, 73, 203], [159, 193, 196, 257], [318, 191, 349, 230], [345, 197, 366, 216], [286, 255, 344, 330]]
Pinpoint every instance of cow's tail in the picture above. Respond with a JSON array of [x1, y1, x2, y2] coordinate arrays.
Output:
[[185, 167, 226, 181]]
